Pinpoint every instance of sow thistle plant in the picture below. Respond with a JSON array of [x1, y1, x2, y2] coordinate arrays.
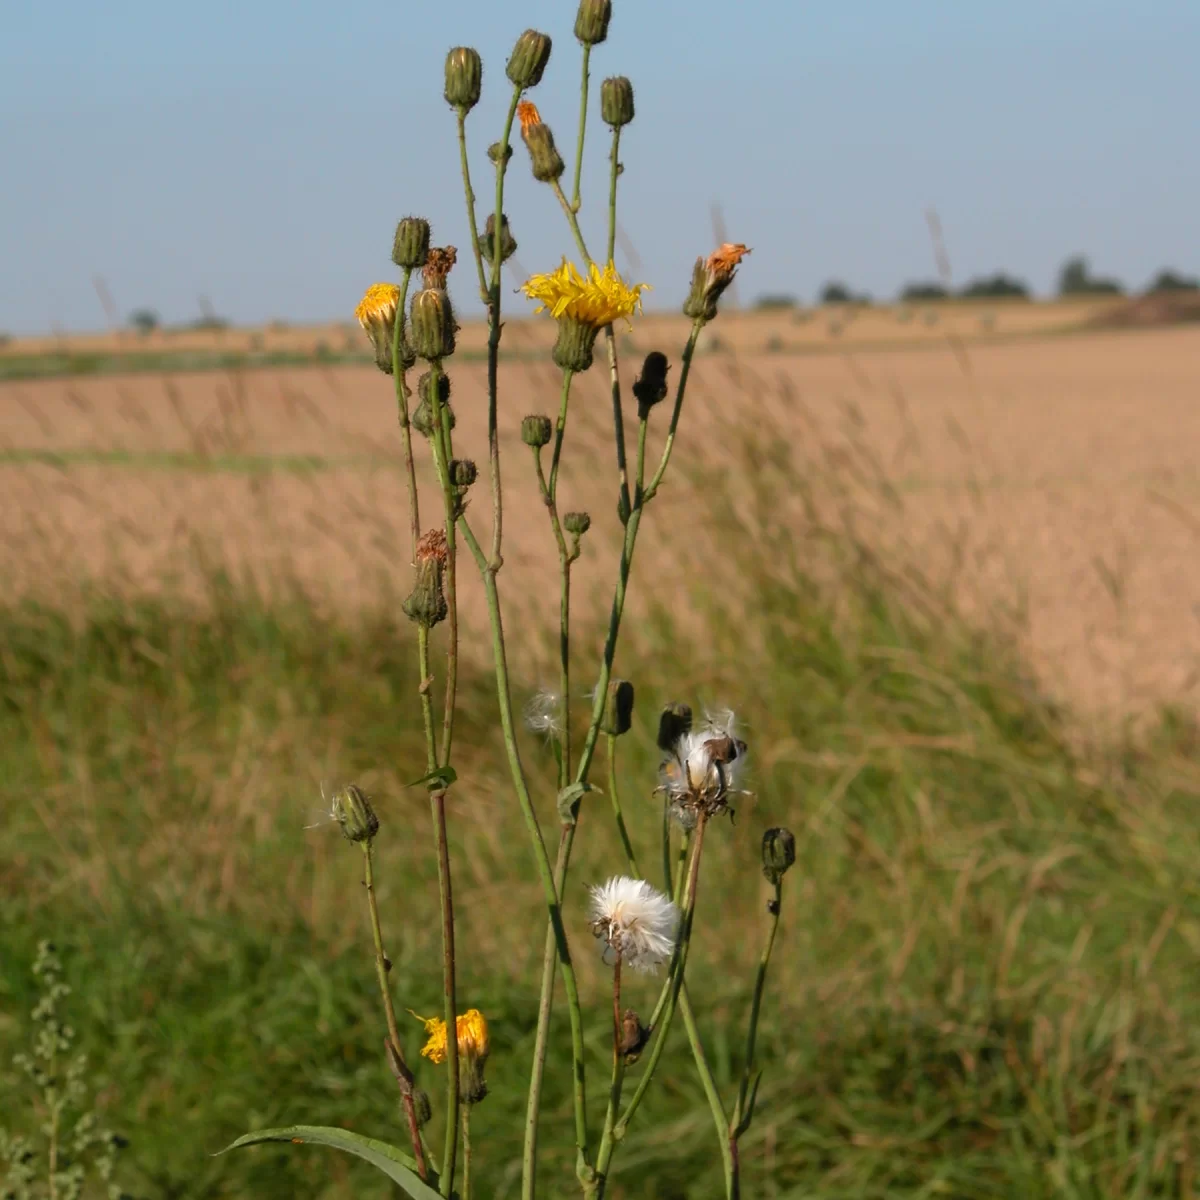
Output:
[[223, 4, 790, 1197]]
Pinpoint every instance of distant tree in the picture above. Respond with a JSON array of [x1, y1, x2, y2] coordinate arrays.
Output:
[[753, 293, 799, 310], [899, 281, 949, 302], [1058, 255, 1124, 297], [959, 274, 1031, 300], [820, 281, 870, 305], [1146, 269, 1200, 294], [129, 308, 160, 333]]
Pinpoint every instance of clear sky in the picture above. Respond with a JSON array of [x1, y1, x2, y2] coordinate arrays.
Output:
[[2, 0, 1197, 334]]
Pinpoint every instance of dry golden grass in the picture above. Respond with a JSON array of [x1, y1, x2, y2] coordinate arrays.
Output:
[[3, 320, 1199, 720]]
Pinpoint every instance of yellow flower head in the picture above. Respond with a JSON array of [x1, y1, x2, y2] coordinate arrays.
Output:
[[354, 283, 400, 329], [521, 259, 649, 330], [412, 1008, 490, 1065]]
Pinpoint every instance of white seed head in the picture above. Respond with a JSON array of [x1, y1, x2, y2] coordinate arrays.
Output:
[[524, 689, 563, 738], [657, 708, 748, 825], [588, 876, 680, 973]]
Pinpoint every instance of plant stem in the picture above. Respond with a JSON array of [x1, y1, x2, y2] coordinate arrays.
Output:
[[461, 1107, 472, 1200], [391, 269, 419, 558], [734, 880, 783, 1132], [550, 371, 575, 785], [571, 44, 591, 213], [613, 815, 708, 1141], [660, 796, 672, 894], [430, 788, 459, 1196], [591, 960, 627, 1200], [606, 126, 620, 266], [427, 359, 459, 766], [361, 841, 429, 1179], [607, 734, 639, 875], [679, 981, 735, 1197], [456, 109, 488, 306]]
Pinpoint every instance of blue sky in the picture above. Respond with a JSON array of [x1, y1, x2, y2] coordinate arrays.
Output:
[[2, 0, 1197, 334]]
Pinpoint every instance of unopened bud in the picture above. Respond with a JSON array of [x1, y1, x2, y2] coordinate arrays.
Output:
[[418, 370, 452, 408], [488, 141, 513, 167], [478, 213, 518, 265], [521, 414, 553, 448], [412, 396, 455, 439], [412, 1089, 433, 1128], [450, 459, 477, 488], [354, 284, 401, 376], [600, 679, 634, 737], [619, 1008, 650, 1064], [574, 0, 612, 46], [506, 29, 552, 89], [403, 530, 450, 627], [761, 827, 796, 886], [332, 784, 379, 843], [444, 47, 482, 111], [409, 289, 456, 360], [633, 351, 670, 418], [564, 511, 591, 537], [656, 703, 692, 752], [600, 76, 634, 128], [518, 102, 564, 183], [392, 218, 431, 270]]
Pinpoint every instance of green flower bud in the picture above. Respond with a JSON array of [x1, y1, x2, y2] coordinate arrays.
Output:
[[392, 217, 431, 270], [506, 29, 552, 89], [564, 511, 591, 537], [656, 703, 693, 752], [552, 317, 599, 372], [409, 289, 456, 360], [478, 213, 518, 265], [403, 530, 449, 628], [519, 105, 565, 183], [450, 459, 477, 488], [418, 369, 452, 407], [633, 351, 670, 418], [488, 141, 513, 167], [600, 679, 634, 737], [444, 47, 482, 111], [574, 0, 612, 46], [412, 396, 455, 439], [600, 76, 635, 128], [412, 1089, 433, 1128], [761, 827, 796, 886], [521, 414, 553, 448], [332, 784, 379, 843]]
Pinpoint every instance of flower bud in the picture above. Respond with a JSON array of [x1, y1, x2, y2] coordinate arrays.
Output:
[[444, 47, 482, 111], [619, 1008, 650, 1064], [518, 102, 565, 183], [409, 289, 456, 360], [488, 141, 513, 167], [412, 1089, 433, 1128], [354, 284, 401, 376], [600, 679, 635, 737], [552, 318, 599, 372], [403, 530, 450, 628], [521, 414, 553, 448], [574, 0, 612, 46], [450, 459, 477, 488], [332, 784, 379, 843], [506, 29, 552, 89], [413, 396, 455, 439], [633, 351, 670, 418], [656, 703, 693, 752], [392, 218, 431, 270], [478, 213, 518, 265], [564, 511, 591, 537], [418, 369, 452, 408], [600, 76, 635, 128], [684, 243, 751, 322], [761, 827, 796, 886]]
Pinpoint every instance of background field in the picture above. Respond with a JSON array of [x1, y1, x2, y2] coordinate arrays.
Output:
[[3, 312, 1200, 1198]]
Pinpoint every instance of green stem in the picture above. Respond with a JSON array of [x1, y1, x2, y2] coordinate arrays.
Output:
[[430, 790, 460, 1196], [461, 1107, 472, 1200], [734, 881, 782, 1130], [553, 180, 592, 265], [606, 126, 620, 266], [591, 958, 627, 1200], [645, 320, 705, 500], [391, 268, 419, 558], [362, 841, 429, 1179], [607, 734, 639, 875], [571, 44, 591, 213], [456, 108, 489, 306], [427, 360, 459, 766], [660, 797, 672, 895], [603, 815, 710, 1165], [679, 981, 735, 1197], [550, 371, 575, 785]]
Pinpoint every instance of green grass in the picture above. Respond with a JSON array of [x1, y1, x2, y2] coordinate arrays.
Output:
[[3, 499, 1200, 1198]]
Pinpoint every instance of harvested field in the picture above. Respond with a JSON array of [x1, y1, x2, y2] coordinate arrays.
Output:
[[3, 322, 1199, 720]]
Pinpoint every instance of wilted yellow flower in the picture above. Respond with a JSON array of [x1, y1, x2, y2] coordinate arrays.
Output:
[[413, 1008, 490, 1066], [522, 259, 648, 330]]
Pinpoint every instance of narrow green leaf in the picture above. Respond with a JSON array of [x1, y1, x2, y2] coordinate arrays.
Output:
[[406, 765, 458, 790], [217, 1125, 445, 1200], [556, 781, 592, 824]]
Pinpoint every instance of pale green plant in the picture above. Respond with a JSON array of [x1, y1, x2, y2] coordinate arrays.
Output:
[[1, 942, 132, 1200], [223, 4, 793, 1197]]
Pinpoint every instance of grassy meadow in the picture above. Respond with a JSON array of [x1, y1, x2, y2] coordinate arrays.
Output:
[[3, 315, 1200, 1198]]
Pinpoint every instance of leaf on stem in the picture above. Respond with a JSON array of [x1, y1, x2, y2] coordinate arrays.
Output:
[[406, 765, 458, 790], [556, 781, 595, 824]]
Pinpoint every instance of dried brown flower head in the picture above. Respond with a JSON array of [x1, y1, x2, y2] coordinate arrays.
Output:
[[416, 528, 449, 565], [422, 246, 458, 290]]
